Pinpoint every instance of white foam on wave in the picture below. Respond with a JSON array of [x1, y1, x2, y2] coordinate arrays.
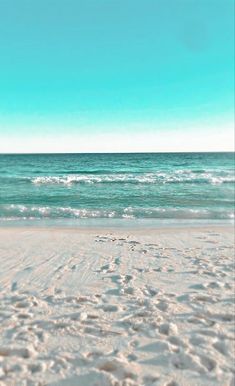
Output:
[[31, 170, 235, 186], [1, 204, 234, 220]]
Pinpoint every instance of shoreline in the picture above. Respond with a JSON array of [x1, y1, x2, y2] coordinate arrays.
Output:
[[0, 218, 233, 230], [0, 224, 233, 237]]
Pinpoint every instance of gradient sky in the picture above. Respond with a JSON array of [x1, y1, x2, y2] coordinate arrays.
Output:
[[0, 0, 234, 152]]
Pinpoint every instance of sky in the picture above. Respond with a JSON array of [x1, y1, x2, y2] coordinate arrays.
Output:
[[0, 0, 234, 153]]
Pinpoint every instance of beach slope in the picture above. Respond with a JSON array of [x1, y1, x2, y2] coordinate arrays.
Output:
[[0, 226, 234, 386]]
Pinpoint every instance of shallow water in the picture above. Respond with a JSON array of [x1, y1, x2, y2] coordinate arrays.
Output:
[[0, 152, 234, 221]]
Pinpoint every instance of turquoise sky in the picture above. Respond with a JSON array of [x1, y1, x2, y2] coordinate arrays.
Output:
[[0, 0, 234, 152]]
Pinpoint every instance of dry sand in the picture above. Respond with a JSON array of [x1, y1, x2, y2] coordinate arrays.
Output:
[[0, 226, 234, 386]]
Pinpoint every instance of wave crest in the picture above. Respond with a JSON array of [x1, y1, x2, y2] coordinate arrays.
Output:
[[31, 170, 235, 186], [1, 204, 234, 220]]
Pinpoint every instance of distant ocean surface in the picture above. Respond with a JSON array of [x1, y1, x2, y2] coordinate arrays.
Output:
[[0, 153, 234, 223]]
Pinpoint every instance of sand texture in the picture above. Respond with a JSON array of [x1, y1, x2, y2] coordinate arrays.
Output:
[[0, 226, 234, 386]]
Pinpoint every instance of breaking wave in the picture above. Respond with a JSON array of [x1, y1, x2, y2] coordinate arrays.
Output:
[[0, 205, 234, 220], [30, 170, 235, 186]]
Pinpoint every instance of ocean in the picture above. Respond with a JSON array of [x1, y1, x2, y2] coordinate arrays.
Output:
[[0, 152, 234, 224]]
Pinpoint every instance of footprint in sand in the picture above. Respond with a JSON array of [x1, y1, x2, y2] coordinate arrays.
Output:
[[11, 281, 18, 291]]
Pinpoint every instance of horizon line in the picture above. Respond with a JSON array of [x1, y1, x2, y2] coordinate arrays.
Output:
[[0, 151, 234, 155]]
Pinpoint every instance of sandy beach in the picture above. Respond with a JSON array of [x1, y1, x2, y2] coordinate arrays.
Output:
[[0, 226, 234, 386]]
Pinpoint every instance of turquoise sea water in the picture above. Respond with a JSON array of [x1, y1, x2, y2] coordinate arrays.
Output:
[[0, 153, 234, 223]]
